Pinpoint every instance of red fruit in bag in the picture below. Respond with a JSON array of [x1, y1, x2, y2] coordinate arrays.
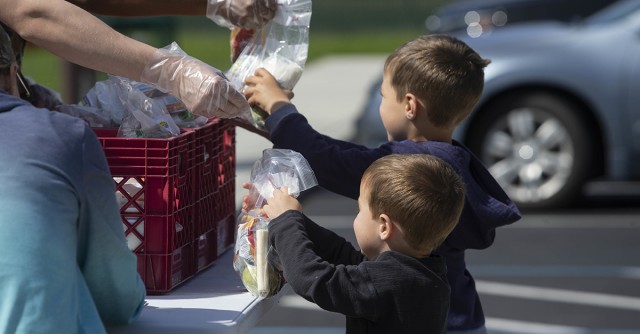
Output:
[[230, 27, 256, 63]]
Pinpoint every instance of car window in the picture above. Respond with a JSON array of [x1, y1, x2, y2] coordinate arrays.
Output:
[[585, 0, 640, 25]]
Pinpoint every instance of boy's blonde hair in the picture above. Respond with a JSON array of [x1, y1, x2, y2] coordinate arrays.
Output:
[[384, 34, 490, 129], [362, 154, 465, 255]]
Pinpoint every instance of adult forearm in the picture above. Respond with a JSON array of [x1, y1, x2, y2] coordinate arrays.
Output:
[[67, 0, 207, 16], [2, 0, 155, 80]]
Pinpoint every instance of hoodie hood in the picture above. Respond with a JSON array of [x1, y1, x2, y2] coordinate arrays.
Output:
[[0, 90, 30, 113], [393, 139, 522, 252], [437, 140, 521, 251]]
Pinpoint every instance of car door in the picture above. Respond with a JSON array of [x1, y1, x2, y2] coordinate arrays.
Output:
[[625, 22, 640, 177]]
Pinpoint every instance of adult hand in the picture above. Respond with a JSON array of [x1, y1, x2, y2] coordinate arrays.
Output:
[[262, 187, 302, 219], [140, 48, 250, 119], [207, 0, 278, 29]]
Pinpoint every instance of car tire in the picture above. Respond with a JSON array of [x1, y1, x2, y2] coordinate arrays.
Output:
[[466, 92, 594, 210]]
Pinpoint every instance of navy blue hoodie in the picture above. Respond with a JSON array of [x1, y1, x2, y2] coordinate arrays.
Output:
[[265, 104, 522, 331]]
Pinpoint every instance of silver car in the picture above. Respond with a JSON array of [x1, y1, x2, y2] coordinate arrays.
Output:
[[353, 0, 640, 210]]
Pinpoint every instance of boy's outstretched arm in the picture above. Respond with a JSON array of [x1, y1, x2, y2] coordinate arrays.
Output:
[[263, 187, 364, 266]]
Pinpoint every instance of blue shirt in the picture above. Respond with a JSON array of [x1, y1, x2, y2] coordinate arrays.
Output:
[[0, 91, 145, 333]]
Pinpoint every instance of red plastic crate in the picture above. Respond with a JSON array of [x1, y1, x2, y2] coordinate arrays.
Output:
[[95, 129, 197, 217], [194, 192, 235, 271], [95, 128, 198, 294], [137, 243, 195, 294], [193, 120, 236, 270], [93, 121, 236, 294], [192, 119, 235, 202]]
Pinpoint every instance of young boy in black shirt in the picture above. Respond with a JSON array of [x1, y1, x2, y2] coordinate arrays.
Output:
[[259, 154, 466, 334]]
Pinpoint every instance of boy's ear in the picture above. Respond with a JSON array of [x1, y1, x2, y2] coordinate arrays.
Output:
[[404, 93, 423, 120], [378, 213, 394, 241]]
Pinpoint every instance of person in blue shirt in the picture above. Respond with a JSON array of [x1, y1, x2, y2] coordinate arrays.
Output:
[[243, 34, 522, 334], [260, 154, 465, 334], [0, 26, 146, 334]]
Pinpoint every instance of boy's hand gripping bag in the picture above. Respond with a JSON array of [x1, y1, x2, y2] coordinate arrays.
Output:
[[234, 148, 317, 298], [211, 0, 312, 129]]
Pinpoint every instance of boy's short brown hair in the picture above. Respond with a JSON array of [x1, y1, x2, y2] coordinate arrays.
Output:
[[0, 26, 15, 75], [362, 154, 465, 255], [384, 34, 490, 129]]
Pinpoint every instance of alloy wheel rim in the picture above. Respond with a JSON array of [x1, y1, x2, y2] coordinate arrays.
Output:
[[480, 108, 575, 204]]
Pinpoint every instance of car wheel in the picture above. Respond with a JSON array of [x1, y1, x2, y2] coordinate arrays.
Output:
[[466, 92, 594, 210]]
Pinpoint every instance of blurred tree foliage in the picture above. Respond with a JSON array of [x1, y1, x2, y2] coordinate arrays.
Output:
[[307, 0, 450, 32], [177, 0, 450, 33]]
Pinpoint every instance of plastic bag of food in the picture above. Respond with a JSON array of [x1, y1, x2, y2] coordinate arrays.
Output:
[[234, 148, 317, 298], [215, 0, 312, 129], [79, 75, 180, 137], [133, 82, 209, 129], [80, 76, 130, 126]]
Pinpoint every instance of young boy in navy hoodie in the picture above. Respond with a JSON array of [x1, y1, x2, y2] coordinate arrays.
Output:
[[243, 34, 522, 333]]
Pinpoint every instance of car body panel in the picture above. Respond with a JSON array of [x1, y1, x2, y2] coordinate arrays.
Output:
[[454, 5, 640, 180], [427, 0, 617, 36], [353, 0, 640, 208]]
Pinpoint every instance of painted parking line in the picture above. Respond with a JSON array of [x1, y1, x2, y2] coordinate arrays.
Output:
[[486, 317, 640, 334], [504, 215, 640, 229], [469, 265, 640, 279], [249, 328, 343, 334], [476, 280, 640, 311]]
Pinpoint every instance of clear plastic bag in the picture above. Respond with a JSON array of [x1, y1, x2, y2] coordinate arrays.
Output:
[[115, 77, 182, 138], [79, 75, 181, 138], [234, 148, 317, 298], [133, 82, 209, 129], [206, 0, 278, 30], [80, 45, 209, 136], [80, 77, 129, 126], [219, 0, 312, 129]]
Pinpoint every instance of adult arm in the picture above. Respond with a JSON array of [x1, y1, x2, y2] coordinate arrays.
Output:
[[66, 0, 277, 29], [67, 0, 207, 16], [1, 0, 249, 117], [2, 0, 153, 81]]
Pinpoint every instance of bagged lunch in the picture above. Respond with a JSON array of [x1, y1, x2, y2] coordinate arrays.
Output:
[[211, 0, 312, 129], [234, 148, 317, 298]]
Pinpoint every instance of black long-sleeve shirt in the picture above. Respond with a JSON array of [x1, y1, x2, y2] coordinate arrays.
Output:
[[270, 210, 449, 334]]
